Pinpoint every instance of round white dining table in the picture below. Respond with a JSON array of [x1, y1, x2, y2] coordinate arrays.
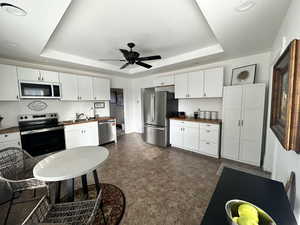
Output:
[[33, 146, 109, 202]]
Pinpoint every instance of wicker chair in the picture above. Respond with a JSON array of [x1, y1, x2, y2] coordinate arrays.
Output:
[[22, 189, 105, 225], [0, 147, 47, 225]]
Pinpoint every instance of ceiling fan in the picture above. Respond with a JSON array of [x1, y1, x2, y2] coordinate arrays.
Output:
[[98, 42, 162, 69]]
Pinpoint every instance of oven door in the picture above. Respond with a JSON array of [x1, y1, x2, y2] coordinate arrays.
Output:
[[21, 127, 66, 156]]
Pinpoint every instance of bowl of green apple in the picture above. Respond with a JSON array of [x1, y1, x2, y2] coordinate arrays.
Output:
[[225, 200, 277, 225]]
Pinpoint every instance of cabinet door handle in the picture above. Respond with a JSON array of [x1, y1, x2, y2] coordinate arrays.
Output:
[[4, 134, 8, 138], [206, 142, 210, 145], [206, 130, 210, 133], [241, 120, 244, 126], [238, 120, 240, 126], [204, 93, 206, 97], [16, 95, 19, 99]]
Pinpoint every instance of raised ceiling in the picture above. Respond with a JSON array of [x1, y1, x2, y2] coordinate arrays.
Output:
[[0, 0, 291, 77]]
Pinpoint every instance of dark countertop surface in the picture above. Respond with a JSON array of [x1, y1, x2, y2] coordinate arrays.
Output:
[[169, 117, 222, 124], [201, 168, 297, 225]]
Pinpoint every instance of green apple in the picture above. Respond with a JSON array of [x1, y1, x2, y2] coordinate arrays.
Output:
[[237, 216, 258, 225], [238, 204, 258, 218], [232, 217, 239, 223]]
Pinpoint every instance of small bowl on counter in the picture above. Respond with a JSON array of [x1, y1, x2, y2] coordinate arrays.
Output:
[[225, 199, 277, 225]]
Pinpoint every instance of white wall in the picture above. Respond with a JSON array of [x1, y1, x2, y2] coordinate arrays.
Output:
[[0, 100, 109, 128], [266, 0, 300, 222], [131, 52, 271, 133]]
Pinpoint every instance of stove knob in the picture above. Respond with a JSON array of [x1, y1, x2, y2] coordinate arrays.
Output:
[[20, 116, 23, 120], [24, 116, 28, 119]]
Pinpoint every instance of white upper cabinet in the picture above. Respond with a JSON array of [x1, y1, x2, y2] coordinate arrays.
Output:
[[204, 67, 224, 97], [17, 67, 59, 83], [93, 77, 110, 101], [77, 76, 93, 101], [174, 73, 188, 98], [189, 70, 204, 98], [153, 75, 174, 87], [60, 73, 78, 101], [174, 67, 224, 99], [17, 67, 40, 81], [39, 70, 59, 83], [0, 64, 19, 101]]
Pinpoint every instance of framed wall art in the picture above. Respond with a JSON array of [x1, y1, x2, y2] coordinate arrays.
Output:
[[231, 64, 257, 85], [271, 39, 300, 153]]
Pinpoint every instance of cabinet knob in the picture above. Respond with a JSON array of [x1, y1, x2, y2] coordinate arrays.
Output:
[[206, 142, 210, 145], [16, 95, 19, 99], [4, 134, 8, 138]]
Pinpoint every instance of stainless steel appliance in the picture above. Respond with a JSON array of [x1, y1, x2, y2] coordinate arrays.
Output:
[[19, 81, 61, 99], [98, 119, 116, 145], [142, 88, 178, 147], [18, 113, 65, 156]]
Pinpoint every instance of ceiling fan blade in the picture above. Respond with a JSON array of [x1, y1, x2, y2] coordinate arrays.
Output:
[[98, 59, 126, 61], [120, 62, 130, 69], [119, 49, 129, 55], [136, 61, 152, 69], [137, 55, 161, 61]]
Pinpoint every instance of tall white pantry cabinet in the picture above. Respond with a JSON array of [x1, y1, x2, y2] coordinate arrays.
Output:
[[222, 84, 266, 166]]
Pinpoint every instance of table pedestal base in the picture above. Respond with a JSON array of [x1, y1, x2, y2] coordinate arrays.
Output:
[[53, 169, 101, 203]]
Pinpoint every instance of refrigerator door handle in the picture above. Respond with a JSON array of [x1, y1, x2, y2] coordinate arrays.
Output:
[[151, 94, 155, 121], [144, 125, 166, 131]]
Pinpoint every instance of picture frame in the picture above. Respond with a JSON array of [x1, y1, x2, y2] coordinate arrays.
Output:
[[270, 39, 300, 153], [231, 64, 257, 85], [94, 102, 105, 109]]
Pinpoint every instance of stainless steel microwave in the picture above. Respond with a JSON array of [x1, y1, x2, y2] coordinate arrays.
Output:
[[19, 81, 61, 99]]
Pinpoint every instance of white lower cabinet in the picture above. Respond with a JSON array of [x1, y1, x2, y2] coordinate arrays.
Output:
[[64, 122, 99, 149], [170, 120, 220, 158], [0, 132, 22, 150]]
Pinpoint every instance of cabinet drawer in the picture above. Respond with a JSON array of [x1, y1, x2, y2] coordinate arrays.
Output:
[[200, 128, 219, 143], [200, 123, 219, 131], [199, 141, 218, 157], [170, 120, 199, 128], [0, 132, 20, 142], [64, 121, 98, 131]]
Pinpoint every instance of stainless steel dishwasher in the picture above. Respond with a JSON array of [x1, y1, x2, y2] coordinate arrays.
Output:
[[98, 120, 116, 145]]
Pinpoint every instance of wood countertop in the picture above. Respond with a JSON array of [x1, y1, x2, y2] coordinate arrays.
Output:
[[169, 117, 222, 124], [0, 117, 116, 133], [62, 117, 116, 126], [0, 127, 20, 134]]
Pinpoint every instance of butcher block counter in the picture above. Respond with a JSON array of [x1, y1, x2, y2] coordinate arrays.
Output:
[[0, 126, 20, 134], [62, 117, 116, 126], [169, 117, 222, 125]]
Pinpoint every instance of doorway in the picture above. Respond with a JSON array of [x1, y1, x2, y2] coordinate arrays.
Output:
[[110, 88, 125, 136]]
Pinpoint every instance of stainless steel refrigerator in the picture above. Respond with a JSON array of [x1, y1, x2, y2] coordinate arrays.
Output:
[[142, 88, 178, 147]]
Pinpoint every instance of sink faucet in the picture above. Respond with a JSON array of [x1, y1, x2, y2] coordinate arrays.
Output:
[[76, 113, 87, 120]]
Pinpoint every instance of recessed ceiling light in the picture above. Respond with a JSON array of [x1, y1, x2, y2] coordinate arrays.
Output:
[[0, 3, 27, 16], [235, 1, 256, 12]]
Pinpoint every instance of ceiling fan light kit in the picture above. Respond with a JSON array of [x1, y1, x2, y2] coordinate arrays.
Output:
[[99, 42, 162, 70]]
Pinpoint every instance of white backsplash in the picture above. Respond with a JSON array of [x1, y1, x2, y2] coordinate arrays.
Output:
[[178, 98, 223, 119], [0, 100, 110, 128]]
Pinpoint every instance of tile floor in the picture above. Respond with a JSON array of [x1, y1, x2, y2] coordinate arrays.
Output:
[[0, 133, 268, 225]]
